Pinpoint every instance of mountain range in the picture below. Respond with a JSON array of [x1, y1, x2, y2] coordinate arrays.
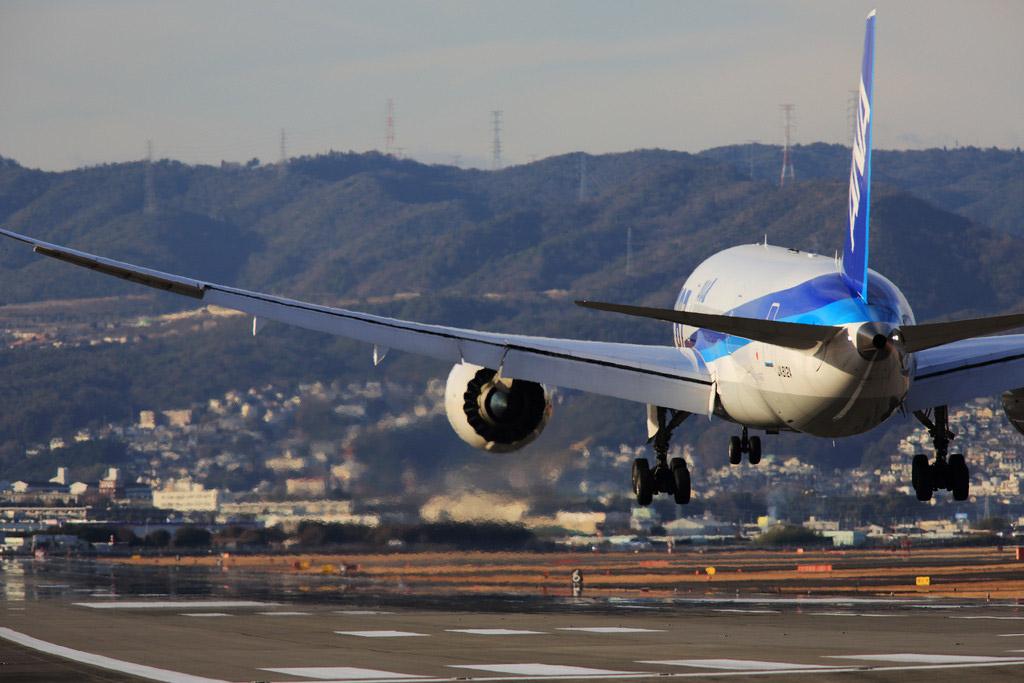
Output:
[[0, 144, 1021, 484]]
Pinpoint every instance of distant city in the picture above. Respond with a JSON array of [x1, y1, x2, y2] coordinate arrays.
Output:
[[3, 301, 1023, 557]]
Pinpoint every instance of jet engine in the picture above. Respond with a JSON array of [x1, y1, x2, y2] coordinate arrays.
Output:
[[1002, 388, 1024, 435], [444, 363, 551, 452]]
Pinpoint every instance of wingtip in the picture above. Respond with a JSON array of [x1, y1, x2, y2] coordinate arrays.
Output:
[[866, 8, 876, 19]]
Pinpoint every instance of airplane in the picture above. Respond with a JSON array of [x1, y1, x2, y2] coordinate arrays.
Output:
[[4, 10, 1024, 507]]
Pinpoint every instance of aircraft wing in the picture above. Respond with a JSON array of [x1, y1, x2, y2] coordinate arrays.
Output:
[[0, 228, 713, 414], [905, 335, 1024, 411]]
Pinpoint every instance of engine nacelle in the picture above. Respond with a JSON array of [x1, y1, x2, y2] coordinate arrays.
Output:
[[444, 363, 551, 452], [1002, 388, 1024, 435]]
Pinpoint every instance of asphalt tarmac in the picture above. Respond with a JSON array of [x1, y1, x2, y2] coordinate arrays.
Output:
[[3, 557, 1024, 682]]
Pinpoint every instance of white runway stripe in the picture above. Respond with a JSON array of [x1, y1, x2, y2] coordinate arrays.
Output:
[[712, 609, 780, 614], [808, 611, 903, 618], [446, 629, 546, 635], [449, 663, 637, 676], [74, 600, 273, 609], [257, 611, 310, 616], [556, 626, 663, 633], [335, 630, 428, 638], [180, 613, 231, 618], [334, 609, 394, 615], [640, 658, 837, 671], [829, 654, 1024, 664], [262, 666, 426, 679], [0, 627, 226, 683], [998, 634, 1024, 637]]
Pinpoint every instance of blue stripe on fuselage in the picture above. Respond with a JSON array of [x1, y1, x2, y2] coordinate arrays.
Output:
[[684, 272, 903, 363]]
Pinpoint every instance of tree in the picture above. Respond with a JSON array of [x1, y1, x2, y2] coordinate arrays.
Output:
[[753, 524, 826, 547], [145, 529, 171, 547], [172, 526, 211, 548]]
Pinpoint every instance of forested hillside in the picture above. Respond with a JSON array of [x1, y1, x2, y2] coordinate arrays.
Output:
[[0, 146, 1020, 477]]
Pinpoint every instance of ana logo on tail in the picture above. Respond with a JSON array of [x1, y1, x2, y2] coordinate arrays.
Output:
[[847, 75, 871, 252]]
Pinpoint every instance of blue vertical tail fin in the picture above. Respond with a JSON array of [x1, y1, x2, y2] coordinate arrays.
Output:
[[842, 10, 876, 302]]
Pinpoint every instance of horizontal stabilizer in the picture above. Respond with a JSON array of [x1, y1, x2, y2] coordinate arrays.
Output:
[[576, 300, 841, 350], [899, 313, 1024, 353]]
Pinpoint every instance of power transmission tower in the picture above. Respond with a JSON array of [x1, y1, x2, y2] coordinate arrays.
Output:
[[747, 140, 757, 180], [626, 226, 633, 276], [278, 128, 288, 177], [491, 109, 503, 170], [578, 153, 588, 202], [846, 89, 859, 147], [385, 98, 395, 155], [779, 104, 796, 186], [143, 140, 157, 215]]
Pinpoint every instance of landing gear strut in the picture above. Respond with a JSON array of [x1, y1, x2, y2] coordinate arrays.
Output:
[[728, 427, 762, 465], [912, 405, 969, 502], [632, 407, 691, 506]]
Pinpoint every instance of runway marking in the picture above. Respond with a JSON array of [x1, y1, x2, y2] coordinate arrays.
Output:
[[257, 611, 311, 616], [262, 666, 426, 679], [808, 612, 903, 618], [334, 609, 395, 615], [445, 629, 546, 635], [998, 633, 1024, 637], [556, 627, 664, 633], [335, 630, 429, 638], [712, 609, 780, 614], [0, 627, 227, 683], [449, 663, 638, 676], [180, 613, 231, 618], [673, 597, 915, 606], [829, 654, 1024, 664], [74, 600, 274, 609], [640, 659, 838, 671]]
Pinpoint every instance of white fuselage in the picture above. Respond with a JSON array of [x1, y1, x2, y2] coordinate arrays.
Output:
[[675, 244, 916, 437]]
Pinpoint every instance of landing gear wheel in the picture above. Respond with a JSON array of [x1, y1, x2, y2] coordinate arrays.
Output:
[[632, 458, 654, 506], [728, 436, 742, 465], [912, 453, 932, 502], [949, 453, 970, 501], [748, 436, 762, 465], [670, 457, 691, 505]]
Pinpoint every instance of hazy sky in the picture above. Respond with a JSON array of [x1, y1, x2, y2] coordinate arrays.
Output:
[[2, 1, 1021, 170]]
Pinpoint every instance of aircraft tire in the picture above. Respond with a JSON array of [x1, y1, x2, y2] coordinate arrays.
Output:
[[728, 436, 742, 465], [911, 453, 927, 491], [912, 453, 933, 501], [670, 458, 691, 505], [748, 436, 762, 465], [633, 458, 654, 506], [949, 453, 969, 501]]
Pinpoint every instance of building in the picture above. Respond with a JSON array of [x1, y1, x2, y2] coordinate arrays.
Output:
[[98, 468, 123, 499], [138, 410, 157, 429], [285, 477, 328, 498], [162, 409, 192, 428], [152, 480, 220, 512]]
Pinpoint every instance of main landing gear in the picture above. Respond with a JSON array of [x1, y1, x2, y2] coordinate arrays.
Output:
[[728, 427, 762, 465], [912, 405, 970, 502], [632, 407, 691, 506]]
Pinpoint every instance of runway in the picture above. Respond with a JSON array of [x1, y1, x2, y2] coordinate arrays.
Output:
[[3, 557, 1024, 682]]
